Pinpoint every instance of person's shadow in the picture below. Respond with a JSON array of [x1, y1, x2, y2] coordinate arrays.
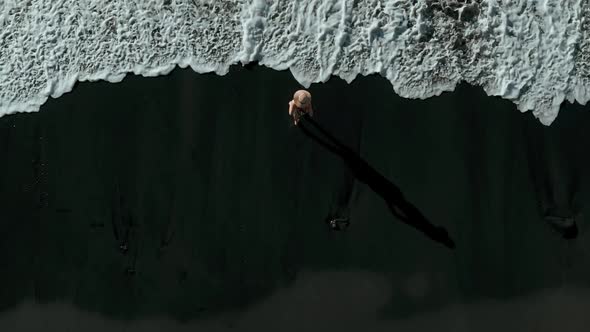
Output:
[[297, 114, 456, 249]]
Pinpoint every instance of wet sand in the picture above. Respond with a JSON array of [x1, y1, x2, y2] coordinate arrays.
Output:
[[1, 64, 590, 328]]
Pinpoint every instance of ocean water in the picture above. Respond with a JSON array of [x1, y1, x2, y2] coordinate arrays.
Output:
[[1, 0, 589, 125]]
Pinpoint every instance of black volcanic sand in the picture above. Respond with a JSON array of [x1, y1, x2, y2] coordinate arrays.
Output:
[[1, 64, 590, 323]]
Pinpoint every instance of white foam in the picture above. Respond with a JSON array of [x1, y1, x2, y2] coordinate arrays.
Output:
[[0, 0, 588, 125]]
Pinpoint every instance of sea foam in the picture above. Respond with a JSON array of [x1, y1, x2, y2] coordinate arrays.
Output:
[[0, 0, 588, 125]]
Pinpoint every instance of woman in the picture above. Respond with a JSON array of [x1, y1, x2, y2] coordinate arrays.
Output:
[[288, 90, 314, 125]]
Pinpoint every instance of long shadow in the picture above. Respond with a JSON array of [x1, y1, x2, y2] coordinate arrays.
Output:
[[297, 114, 456, 249]]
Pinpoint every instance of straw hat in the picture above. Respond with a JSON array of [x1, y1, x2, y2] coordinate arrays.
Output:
[[293, 90, 312, 108]]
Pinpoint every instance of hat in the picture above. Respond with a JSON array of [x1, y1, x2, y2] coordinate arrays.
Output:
[[293, 90, 312, 108]]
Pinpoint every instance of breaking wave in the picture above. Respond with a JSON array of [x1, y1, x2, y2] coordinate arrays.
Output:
[[0, 0, 588, 125]]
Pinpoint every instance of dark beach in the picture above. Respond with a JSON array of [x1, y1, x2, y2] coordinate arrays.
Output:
[[1, 64, 589, 330]]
